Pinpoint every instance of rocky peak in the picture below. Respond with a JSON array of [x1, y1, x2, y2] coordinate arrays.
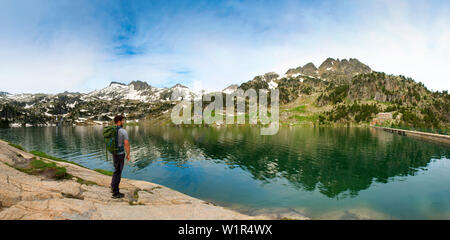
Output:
[[317, 58, 371, 84], [129, 80, 152, 91], [318, 58, 338, 71], [318, 58, 371, 74], [263, 72, 279, 81], [348, 58, 371, 73], [222, 84, 239, 94], [59, 91, 81, 96], [285, 66, 303, 75], [109, 81, 127, 87], [285, 63, 317, 77], [171, 83, 188, 89], [301, 63, 318, 76]]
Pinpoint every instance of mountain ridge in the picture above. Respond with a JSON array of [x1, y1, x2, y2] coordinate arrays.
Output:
[[1, 58, 449, 130]]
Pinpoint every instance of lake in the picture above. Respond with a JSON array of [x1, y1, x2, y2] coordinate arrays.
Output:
[[1, 125, 449, 219]]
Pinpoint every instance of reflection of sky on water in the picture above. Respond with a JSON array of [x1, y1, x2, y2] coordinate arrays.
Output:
[[1, 126, 449, 219]]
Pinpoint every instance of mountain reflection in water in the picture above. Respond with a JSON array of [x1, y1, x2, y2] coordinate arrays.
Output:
[[128, 126, 448, 198], [1, 125, 449, 219]]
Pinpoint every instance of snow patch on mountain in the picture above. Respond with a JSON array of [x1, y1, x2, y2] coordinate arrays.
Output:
[[268, 80, 278, 89]]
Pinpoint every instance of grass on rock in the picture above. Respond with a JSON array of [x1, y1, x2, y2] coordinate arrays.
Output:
[[14, 158, 72, 180], [29, 150, 87, 169], [94, 168, 113, 176]]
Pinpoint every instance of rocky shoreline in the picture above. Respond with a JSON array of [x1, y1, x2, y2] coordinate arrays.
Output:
[[0, 139, 288, 220]]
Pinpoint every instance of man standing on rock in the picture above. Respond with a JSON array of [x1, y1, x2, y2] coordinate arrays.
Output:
[[111, 115, 130, 199]]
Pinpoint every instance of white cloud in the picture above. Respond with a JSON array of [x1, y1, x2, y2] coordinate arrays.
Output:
[[0, 0, 449, 94], [0, 33, 103, 93]]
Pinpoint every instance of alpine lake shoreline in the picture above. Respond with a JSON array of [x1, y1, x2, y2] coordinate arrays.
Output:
[[0, 123, 371, 221], [1, 122, 449, 220], [0, 138, 307, 220]]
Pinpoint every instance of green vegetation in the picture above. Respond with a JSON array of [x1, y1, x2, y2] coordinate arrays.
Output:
[[290, 114, 319, 122], [318, 115, 326, 125], [325, 102, 380, 123], [15, 158, 72, 180], [94, 168, 113, 176], [0, 119, 10, 128], [318, 85, 349, 105], [133, 189, 140, 199], [29, 150, 87, 169], [328, 85, 349, 104], [128, 188, 146, 205], [123, 121, 139, 127], [75, 177, 98, 186], [0, 104, 23, 127], [128, 201, 145, 206], [31, 159, 70, 180], [3, 139, 108, 186], [420, 107, 440, 129], [288, 105, 307, 113], [8, 142, 25, 151], [4, 142, 112, 182], [383, 106, 445, 130]]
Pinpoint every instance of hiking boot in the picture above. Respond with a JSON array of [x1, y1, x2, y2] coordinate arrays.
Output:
[[112, 192, 125, 199]]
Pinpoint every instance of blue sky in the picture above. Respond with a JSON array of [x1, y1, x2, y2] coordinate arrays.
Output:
[[1, 0, 449, 93]]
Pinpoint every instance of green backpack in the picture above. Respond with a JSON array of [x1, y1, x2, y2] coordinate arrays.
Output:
[[103, 126, 119, 157]]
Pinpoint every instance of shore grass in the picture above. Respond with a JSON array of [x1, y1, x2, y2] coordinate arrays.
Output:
[[2, 138, 113, 180], [29, 150, 88, 169], [11, 158, 72, 180], [94, 168, 113, 176], [3, 140, 26, 151], [30, 159, 70, 180], [8, 143, 25, 151]]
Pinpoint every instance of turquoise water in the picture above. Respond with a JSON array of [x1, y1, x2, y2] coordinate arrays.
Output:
[[1, 125, 449, 219]]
